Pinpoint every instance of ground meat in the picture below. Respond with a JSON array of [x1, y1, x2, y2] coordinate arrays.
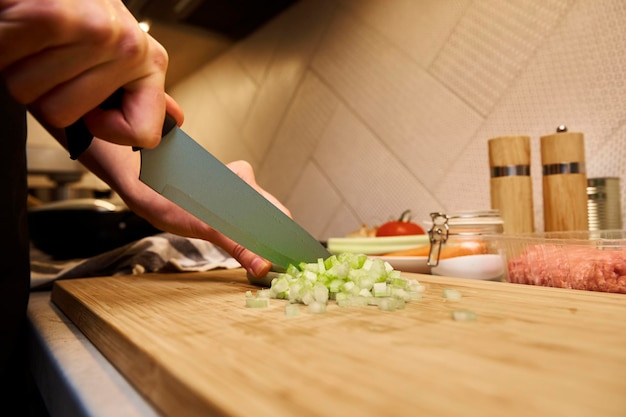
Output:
[[507, 245, 626, 294]]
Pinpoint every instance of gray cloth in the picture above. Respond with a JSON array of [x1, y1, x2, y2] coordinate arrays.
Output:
[[30, 232, 241, 290]]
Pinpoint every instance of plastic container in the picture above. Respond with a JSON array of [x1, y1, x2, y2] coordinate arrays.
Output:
[[493, 230, 626, 294], [427, 210, 505, 280]]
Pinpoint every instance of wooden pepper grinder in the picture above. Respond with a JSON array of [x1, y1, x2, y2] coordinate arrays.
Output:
[[488, 135, 534, 234], [540, 126, 589, 232]]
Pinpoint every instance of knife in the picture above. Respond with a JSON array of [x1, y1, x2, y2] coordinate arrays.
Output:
[[65, 102, 331, 271]]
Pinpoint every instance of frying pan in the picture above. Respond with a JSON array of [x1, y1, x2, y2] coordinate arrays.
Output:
[[28, 198, 160, 259]]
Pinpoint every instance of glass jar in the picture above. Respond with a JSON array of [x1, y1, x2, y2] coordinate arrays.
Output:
[[427, 210, 505, 280]]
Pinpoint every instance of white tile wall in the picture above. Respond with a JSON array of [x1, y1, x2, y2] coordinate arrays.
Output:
[[310, 9, 484, 191], [313, 104, 441, 227], [200, 52, 259, 129], [171, 62, 258, 165], [284, 162, 343, 238], [170, 0, 626, 240], [337, 0, 471, 68], [256, 72, 341, 201], [240, 0, 337, 162], [429, 0, 574, 116]]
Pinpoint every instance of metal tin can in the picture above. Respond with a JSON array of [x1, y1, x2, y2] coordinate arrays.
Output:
[[587, 177, 623, 230], [427, 210, 505, 280]]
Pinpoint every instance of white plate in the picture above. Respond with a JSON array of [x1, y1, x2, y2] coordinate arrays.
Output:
[[372, 256, 430, 274], [430, 254, 505, 280], [327, 235, 430, 255]]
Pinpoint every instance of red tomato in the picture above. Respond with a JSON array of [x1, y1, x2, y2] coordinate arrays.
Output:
[[375, 210, 425, 237], [376, 221, 425, 236]]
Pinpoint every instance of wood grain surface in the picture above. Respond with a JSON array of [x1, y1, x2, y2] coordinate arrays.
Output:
[[488, 135, 534, 234], [51, 269, 626, 417], [540, 130, 589, 232]]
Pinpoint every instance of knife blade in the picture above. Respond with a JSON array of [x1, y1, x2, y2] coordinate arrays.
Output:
[[65, 90, 330, 270], [138, 119, 331, 269]]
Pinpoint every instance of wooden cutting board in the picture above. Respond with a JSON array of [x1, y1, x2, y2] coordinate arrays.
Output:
[[51, 269, 626, 417]]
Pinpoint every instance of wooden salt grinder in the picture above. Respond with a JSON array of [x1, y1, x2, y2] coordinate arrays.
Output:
[[540, 126, 589, 232], [488, 135, 534, 234]]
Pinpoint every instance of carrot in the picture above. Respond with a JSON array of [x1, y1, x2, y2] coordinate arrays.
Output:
[[383, 245, 431, 257], [383, 242, 487, 258]]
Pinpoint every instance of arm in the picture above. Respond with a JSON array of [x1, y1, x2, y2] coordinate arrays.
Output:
[[74, 137, 286, 278], [2, 0, 284, 277]]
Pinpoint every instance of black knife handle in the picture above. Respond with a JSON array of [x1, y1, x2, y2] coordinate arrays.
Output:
[[65, 89, 177, 159], [65, 117, 94, 160]]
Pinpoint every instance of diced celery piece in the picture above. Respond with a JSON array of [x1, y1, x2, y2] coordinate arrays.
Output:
[[341, 281, 356, 293], [452, 310, 477, 321], [308, 301, 327, 314], [314, 282, 329, 303], [285, 304, 300, 317], [391, 288, 408, 301], [285, 264, 299, 277], [391, 277, 408, 288], [378, 298, 398, 311], [373, 282, 388, 297], [407, 291, 423, 301], [303, 270, 317, 282], [335, 292, 350, 302], [362, 257, 374, 271], [257, 289, 271, 299], [245, 298, 269, 308], [271, 276, 290, 294], [443, 288, 462, 300], [317, 258, 326, 273], [301, 291, 314, 306], [328, 279, 344, 293], [358, 288, 372, 298], [407, 280, 425, 292]]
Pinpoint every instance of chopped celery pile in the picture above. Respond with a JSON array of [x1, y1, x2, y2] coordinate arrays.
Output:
[[257, 253, 424, 313]]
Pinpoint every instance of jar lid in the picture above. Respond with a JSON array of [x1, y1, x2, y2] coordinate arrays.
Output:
[[445, 210, 504, 225], [427, 210, 504, 227]]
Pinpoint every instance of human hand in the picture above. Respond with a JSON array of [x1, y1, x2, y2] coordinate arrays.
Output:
[[203, 160, 293, 276], [0, 0, 183, 148], [79, 140, 291, 278], [136, 160, 291, 278], [225, 160, 292, 218]]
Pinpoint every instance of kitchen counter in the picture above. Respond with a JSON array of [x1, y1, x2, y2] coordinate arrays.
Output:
[[30, 269, 626, 417], [27, 291, 161, 417]]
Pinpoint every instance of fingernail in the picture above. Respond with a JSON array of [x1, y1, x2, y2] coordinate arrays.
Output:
[[250, 258, 270, 278]]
